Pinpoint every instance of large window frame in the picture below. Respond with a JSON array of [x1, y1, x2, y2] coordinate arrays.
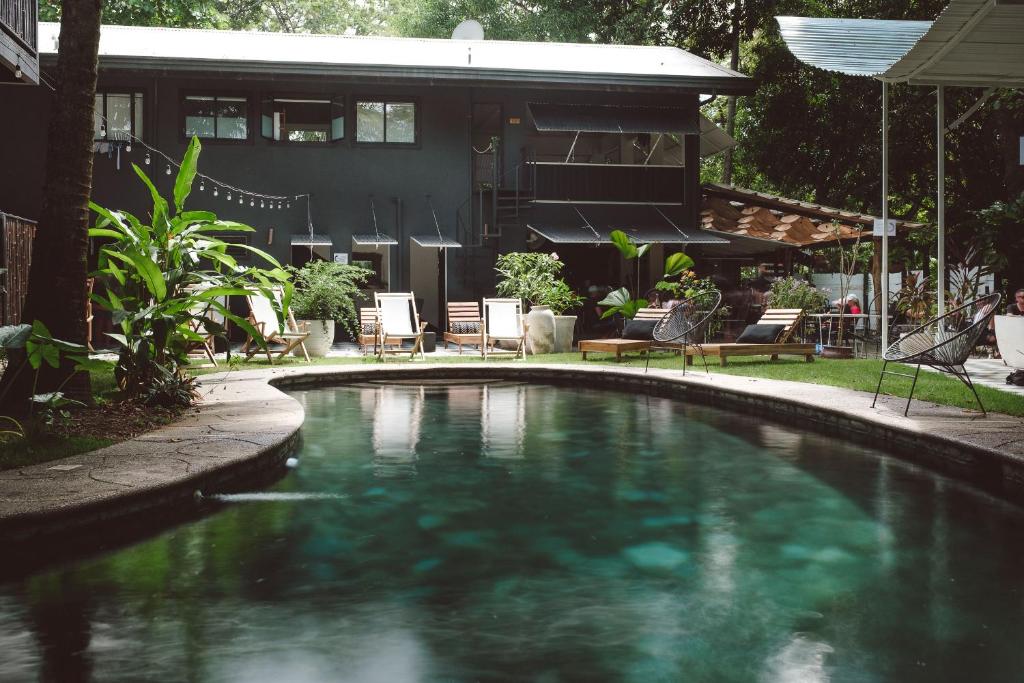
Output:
[[260, 94, 345, 145], [94, 89, 145, 142], [180, 91, 253, 143], [354, 98, 420, 146]]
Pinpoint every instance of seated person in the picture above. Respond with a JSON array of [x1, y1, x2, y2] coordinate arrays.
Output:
[[847, 297, 862, 315], [1008, 288, 1024, 316]]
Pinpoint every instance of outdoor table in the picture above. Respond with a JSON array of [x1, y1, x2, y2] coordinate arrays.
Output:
[[811, 313, 884, 348]]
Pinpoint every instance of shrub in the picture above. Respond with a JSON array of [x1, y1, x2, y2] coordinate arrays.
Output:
[[287, 260, 373, 336], [766, 277, 828, 312]]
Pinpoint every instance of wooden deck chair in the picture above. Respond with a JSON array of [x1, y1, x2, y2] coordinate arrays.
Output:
[[243, 287, 311, 363], [375, 292, 427, 361], [684, 308, 814, 366], [481, 298, 527, 359], [183, 284, 222, 366], [443, 301, 483, 354], [357, 306, 379, 355]]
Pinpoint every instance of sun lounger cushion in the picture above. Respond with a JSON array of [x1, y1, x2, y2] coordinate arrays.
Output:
[[622, 319, 657, 340], [736, 323, 787, 344]]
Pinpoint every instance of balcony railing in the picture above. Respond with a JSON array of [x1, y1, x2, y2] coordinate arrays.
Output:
[[527, 161, 685, 204], [1, 0, 37, 54]]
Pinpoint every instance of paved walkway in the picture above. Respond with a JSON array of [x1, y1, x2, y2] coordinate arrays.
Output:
[[2, 364, 1023, 541]]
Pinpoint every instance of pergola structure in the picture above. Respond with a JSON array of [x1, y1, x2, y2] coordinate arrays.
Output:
[[777, 0, 1024, 349]]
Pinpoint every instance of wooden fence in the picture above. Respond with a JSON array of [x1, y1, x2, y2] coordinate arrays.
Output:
[[1, 212, 36, 326]]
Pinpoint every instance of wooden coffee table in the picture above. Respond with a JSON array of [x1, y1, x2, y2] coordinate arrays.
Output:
[[579, 339, 651, 362]]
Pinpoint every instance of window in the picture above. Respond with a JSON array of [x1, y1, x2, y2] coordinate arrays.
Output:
[[94, 91, 143, 141], [356, 100, 416, 144], [261, 96, 344, 143], [183, 95, 249, 140]]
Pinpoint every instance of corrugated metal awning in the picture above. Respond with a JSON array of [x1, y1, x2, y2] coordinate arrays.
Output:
[[352, 233, 398, 246], [290, 233, 332, 247], [528, 102, 699, 135], [410, 235, 462, 248], [778, 2, 1024, 86], [526, 204, 728, 244]]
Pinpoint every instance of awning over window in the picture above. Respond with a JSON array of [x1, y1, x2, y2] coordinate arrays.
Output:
[[291, 233, 332, 247], [527, 102, 700, 135], [525, 204, 728, 244], [352, 233, 398, 246], [410, 235, 462, 248]]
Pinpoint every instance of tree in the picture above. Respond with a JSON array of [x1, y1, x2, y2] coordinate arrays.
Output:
[[0, 1, 103, 411]]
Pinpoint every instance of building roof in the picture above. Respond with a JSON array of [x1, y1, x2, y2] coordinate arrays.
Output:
[[37, 22, 755, 94], [526, 204, 729, 245], [777, 0, 1024, 86], [701, 184, 927, 249]]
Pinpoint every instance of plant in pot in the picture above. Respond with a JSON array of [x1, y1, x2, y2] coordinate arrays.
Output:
[[288, 261, 373, 357], [494, 251, 578, 354], [537, 277, 584, 353]]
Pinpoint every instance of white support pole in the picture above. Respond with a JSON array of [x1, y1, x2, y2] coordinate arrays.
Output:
[[881, 80, 890, 351], [937, 85, 946, 318]]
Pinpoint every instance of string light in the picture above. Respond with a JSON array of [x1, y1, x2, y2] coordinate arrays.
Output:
[[92, 115, 308, 214]]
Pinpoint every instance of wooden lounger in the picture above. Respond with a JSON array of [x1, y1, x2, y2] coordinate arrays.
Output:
[[681, 308, 814, 366], [578, 308, 675, 361], [443, 301, 483, 354]]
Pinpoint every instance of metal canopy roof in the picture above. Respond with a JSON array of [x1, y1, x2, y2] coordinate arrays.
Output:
[[410, 235, 462, 248], [777, 0, 1024, 86], [527, 103, 699, 135], [290, 233, 332, 246], [697, 115, 736, 157], [37, 22, 755, 93], [526, 204, 728, 244], [351, 233, 398, 246]]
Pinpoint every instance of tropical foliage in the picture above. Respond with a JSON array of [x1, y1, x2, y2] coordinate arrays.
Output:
[[600, 230, 694, 320], [89, 136, 290, 404], [288, 260, 373, 336], [494, 252, 582, 314], [765, 277, 829, 312]]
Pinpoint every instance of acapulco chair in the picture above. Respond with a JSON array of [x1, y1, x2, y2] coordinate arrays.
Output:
[[871, 292, 1002, 416], [645, 289, 723, 375]]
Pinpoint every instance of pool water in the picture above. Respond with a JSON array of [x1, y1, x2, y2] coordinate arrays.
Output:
[[2, 381, 1024, 682]]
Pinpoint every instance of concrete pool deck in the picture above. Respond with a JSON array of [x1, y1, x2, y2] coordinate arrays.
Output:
[[1, 363, 1022, 544]]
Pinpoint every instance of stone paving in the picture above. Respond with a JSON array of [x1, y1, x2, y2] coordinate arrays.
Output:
[[918, 358, 1024, 398], [2, 363, 1023, 540]]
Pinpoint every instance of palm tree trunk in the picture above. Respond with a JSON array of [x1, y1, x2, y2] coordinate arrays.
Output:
[[0, 0, 102, 411]]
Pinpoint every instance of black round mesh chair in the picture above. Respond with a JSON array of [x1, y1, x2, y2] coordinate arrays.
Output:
[[645, 289, 723, 375], [871, 292, 1002, 416]]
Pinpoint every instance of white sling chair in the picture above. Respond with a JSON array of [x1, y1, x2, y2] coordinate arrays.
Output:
[[375, 292, 427, 360], [995, 315, 1024, 369], [482, 298, 527, 359], [243, 287, 311, 363]]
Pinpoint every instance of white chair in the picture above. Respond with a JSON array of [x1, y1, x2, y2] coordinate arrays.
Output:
[[375, 292, 426, 360], [995, 315, 1024, 369], [243, 287, 310, 363], [481, 298, 527, 359]]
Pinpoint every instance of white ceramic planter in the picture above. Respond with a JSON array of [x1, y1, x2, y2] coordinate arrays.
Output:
[[553, 315, 577, 353], [526, 305, 556, 354], [295, 319, 334, 357]]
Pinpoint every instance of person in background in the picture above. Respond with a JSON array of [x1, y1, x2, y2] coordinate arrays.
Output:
[[1007, 288, 1024, 316], [847, 296, 862, 315]]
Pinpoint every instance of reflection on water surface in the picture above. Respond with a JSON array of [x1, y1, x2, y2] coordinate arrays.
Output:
[[2, 382, 1024, 682]]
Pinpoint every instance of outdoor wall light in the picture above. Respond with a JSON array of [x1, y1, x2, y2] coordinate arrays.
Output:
[[267, 227, 274, 245]]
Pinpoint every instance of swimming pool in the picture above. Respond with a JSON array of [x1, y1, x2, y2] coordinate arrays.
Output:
[[2, 381, 1023, 681]]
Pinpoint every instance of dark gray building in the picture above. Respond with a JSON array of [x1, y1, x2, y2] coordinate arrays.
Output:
[[1, 21, 758, 329]]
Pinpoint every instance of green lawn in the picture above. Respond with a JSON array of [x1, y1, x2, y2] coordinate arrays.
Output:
[[193, 351, 1024, 418]]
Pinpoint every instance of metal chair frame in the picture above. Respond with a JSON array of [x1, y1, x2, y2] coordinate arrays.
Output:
[[645, 290, 723, 375], [871, 292, 1002, 416]]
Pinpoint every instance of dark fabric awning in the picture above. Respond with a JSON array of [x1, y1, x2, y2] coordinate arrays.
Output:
[[527, 102, 699, 135], [352, 233, 398, 246], [526, 204, 727, 244], [410, 235, 462, 248], [290, 233, 332, 247]]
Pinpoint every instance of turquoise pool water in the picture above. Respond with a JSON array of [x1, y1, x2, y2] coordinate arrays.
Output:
[[2, 381, 1024, 681]]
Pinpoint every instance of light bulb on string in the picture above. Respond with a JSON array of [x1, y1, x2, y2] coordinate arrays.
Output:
[[165, 165, 172, 176], [260, 199, 265, 208], [227, 191, 232, 200], [250, 198, 255, 207], [239, 196, 244, 205], [144, 153, 151, 165], [125, 143, 132, 152], [287, 201, 291, 209], [199, 180, 205, 191], [213, 187, 219, 197]]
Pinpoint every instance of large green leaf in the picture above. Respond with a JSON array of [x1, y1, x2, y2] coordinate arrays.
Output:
[[636, 243, 651, 258], [173, 136, 201, 215], [664, 251, 695, 278], [132, 163, 169, 233], [609, 230, 638, 259], [106, 250, 167, 301], [0, 324, 32, 349], [598, 286, 632, 309], [619, 298, 649, 319]]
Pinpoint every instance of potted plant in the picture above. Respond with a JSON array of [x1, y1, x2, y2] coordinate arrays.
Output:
[[538, 277, 584, 353], [494, 252, 579, 354], [288, 261, 373, 357]]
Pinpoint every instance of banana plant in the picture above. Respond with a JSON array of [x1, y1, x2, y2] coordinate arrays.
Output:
[[89, 136, 291, 400], [599, 230, 694, 320]]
